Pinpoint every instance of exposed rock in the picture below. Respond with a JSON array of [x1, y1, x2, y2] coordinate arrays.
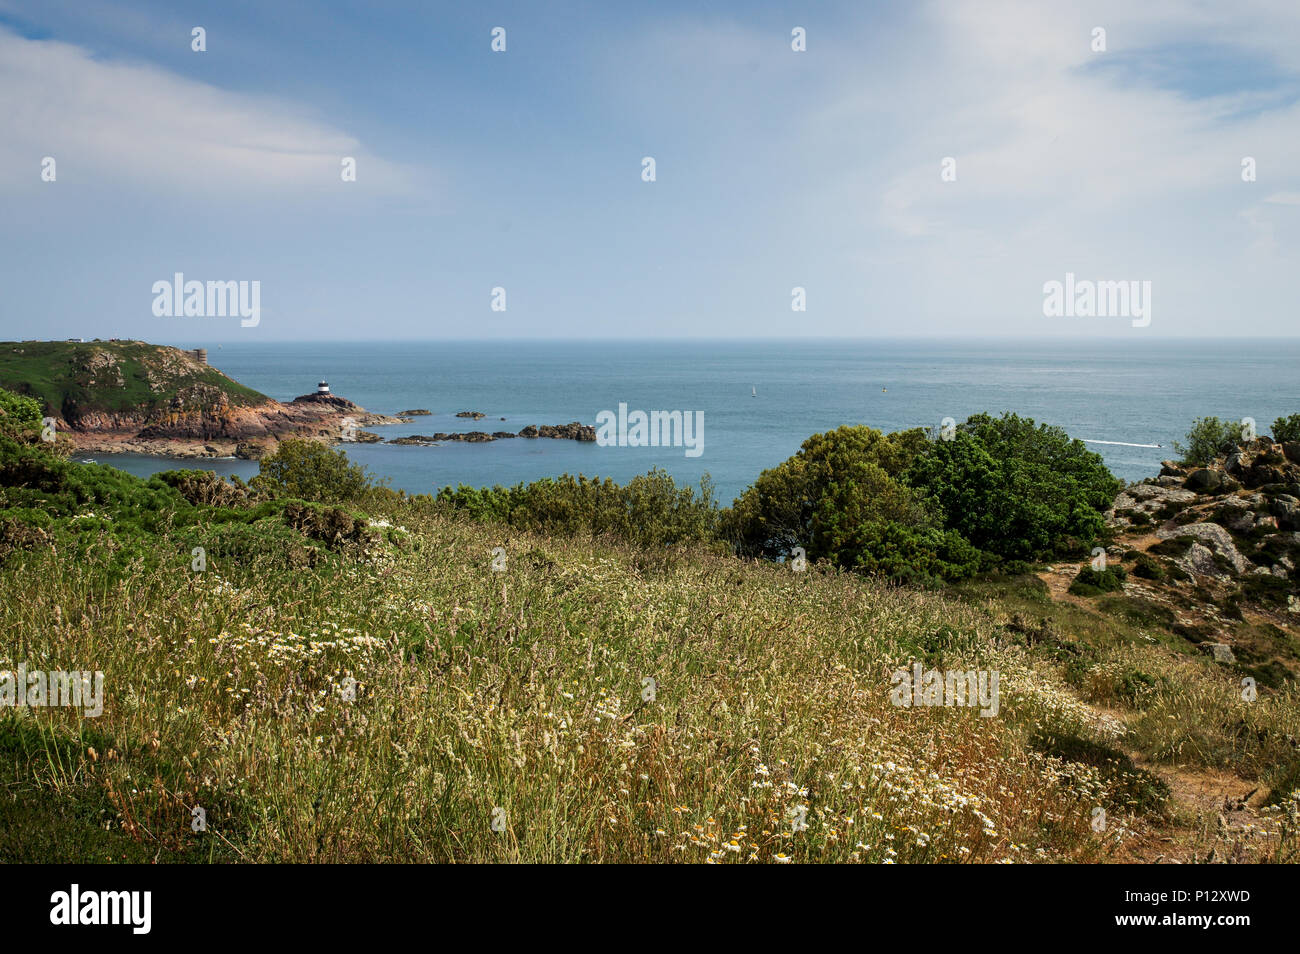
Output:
[[1110, 482, 1196, 523], [1271, 497, 1300, 531], [400, 409, 432, 416], [1157, 522, 1250, 575], [1284, 442, 1300, 465], [456, 411, 486, 419], [1201, 643, 1237, 664], [63, 366, 400, 456], [519, 422, 597, 441], [1177, 543, 1225, 578], [1217, 506, 1255, 533], [388, 422, 596, 446], [235, 440, 273, 460], [393, 431, 494, 444], [1186, 469, 1224, 493], [1159, 460, 1187, 478], [1247, 463, 1286, 488]]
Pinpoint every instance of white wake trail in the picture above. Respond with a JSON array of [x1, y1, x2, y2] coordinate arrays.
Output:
[[1082, 439, 1163, 448]]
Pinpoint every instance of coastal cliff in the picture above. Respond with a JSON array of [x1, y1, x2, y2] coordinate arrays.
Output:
[[0, 340, 398, 458]]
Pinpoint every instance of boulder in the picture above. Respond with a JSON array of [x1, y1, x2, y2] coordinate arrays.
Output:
[[1185, 469, 1224, 493], [1283, 442, 1300, 465], [1160, 460, 1187, 478], [235, 439, 273, 460], [1270, 497, 1300, 531], [1201, 643, 1236, 665], [1176, 542, 1225, 578], [1159, 522, 1250, 575], [1247, 463, 1286, 488], [1112, 482, 1196, 514], [1219, 508, 1256, 533]]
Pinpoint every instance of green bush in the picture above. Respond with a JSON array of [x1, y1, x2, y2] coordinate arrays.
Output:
[[252, 439, 376, 504], [1272, 414, 1300, 444], [0, 387, 41, 438], [1068, 564, 1127, 596], [904, 413, 1120, 562], [1173, 417, 1241, 466], [720, 425, 942, 571], [438, 468, 718, 549], [1128, 552, 1166, 581], [829, 520, 984, 586]]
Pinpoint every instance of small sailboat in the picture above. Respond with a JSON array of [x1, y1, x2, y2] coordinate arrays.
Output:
[[882, 387, 887, 393], [752, 386, 757, 397]]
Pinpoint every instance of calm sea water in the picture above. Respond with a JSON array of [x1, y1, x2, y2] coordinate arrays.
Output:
[[90, 339, 1299, 505]]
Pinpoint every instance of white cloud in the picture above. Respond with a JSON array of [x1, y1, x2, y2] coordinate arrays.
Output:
[[0, 26, 425, 196]]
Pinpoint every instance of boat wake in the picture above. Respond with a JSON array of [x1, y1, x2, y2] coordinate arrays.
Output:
[[1082, 439, 1162, 448]]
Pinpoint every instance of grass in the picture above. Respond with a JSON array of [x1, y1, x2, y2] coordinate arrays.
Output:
[[0, 340, 267, 417], [2, 450, 1298, 862], [2, 502, 1207, 864]]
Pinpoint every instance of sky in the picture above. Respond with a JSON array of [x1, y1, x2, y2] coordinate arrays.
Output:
[[0, 0, 1298, 341]]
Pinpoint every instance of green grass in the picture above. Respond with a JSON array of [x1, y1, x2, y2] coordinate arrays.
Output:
[[0, 340, 267, 417]]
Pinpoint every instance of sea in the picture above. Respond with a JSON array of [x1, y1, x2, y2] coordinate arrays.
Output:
[[88, 338, 1299, 506]]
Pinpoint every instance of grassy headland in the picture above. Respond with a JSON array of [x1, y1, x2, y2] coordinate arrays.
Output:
[[0, 340, 267, 419]]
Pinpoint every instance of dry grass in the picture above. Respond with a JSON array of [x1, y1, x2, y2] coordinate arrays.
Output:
[[1, 508, 1296, 862]]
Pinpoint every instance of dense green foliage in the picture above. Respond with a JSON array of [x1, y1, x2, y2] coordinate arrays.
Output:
[[252, 438, 378, 504], [436, 469, 718, 548], [0, 388, 41, 436], [1273, 414, 1300, 445], [905, 413, 1122, 563], [721, 425, 929, 554], [1068, 564, 1128, 596], [722, 414, 1119, 582], [1174, 416, 1242, 466]]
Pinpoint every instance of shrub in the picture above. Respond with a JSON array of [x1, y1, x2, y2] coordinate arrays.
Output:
[[438, 469, 718, 549], [720, 425, 939, 569], [252, 439, 376, 504], [1272, 414, 1300, 444], [0, 387, 41, 438], [1173, 417, 1241, 466], [1129, 552, 1166, 581], [1068, 564, 1127, 596], [827, 520, 984, 586], [904, 413, 1121, 562], [156, 469, 253, 508]]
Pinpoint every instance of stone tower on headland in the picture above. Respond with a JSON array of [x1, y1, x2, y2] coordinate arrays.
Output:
[[186, 348, 208, 366]]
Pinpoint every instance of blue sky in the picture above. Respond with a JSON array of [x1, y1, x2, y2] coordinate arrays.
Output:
[[1, 0, 1298, 341]]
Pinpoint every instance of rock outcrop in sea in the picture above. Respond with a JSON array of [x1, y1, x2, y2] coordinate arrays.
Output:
[[390, 422, 596, 446]]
